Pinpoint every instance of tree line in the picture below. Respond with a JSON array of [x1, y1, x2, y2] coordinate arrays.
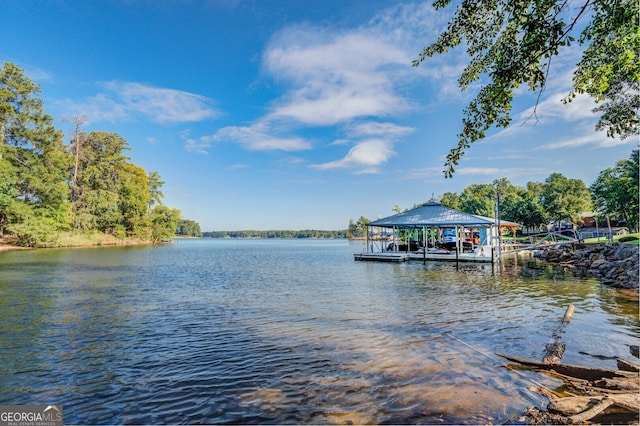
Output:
[[204, 230, 348, 239], [0, 62, 198, 246], [348, 153, 639, 238], [176, 219, 203, 237]]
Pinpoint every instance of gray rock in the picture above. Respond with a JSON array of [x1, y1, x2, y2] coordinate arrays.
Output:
[[539, 243, 639, 290]]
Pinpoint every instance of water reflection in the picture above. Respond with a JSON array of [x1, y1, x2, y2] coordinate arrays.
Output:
[[0, 241, 637, 424]]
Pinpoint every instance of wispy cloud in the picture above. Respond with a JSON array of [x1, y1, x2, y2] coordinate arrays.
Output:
[[184, 3, 435, 160], [58, 81, 220, 124], [311, 138, 397, 173], [486, 91, 600, 143], [22, 63, 54, 82], [518, 91, 597, 124], [457, 166, 549, 177], [228, 163, 249, 170], [403, 166, 448, 181], [263, 28, 411, 125], [257, 21, 420, 170], [311, 120, 413, 172], [534, 132, 625, 151], [277, 156, 306, 166], [345, 121, 414, 138], [184, 137, 212, 155], [189, 120, 312, 154]]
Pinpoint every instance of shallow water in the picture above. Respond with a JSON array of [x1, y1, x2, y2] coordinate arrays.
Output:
[[0, 239, 637, 424]]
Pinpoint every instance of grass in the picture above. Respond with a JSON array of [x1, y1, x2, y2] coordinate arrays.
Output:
[[41, 231, 148, 248], [582, 233, 640, 244]]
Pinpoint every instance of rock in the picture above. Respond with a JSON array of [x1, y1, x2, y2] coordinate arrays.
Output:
[[590, 259, 608, 269], [615, 245, 636, 260], [537, 243, 639, 290]]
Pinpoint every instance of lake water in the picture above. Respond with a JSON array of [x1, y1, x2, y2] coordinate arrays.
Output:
[[0, 238, 637, 424]]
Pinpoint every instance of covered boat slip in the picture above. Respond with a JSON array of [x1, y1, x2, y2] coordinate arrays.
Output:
[[354, 202, 520, 263]]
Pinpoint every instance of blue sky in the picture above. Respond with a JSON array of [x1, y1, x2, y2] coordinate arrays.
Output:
[[3, 1, 636, 231]]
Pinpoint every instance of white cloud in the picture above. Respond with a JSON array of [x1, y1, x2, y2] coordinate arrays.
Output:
[[58, 81, 220, 124], [311, 139, 396, 172], [184, 138, 212, 155], [199, 120, 311, 153], [277, 156, 306, 166], [311, 120, 412, 172], [182, 3, 431, 160], [22, 64, 54, 82], [345, 121, 414, 138], [403, 166, 446, 180], [57, 92, 128, 123], [263, 27, 411, 125], [487, 91, 600, 143], [457, 166, 549, 177], [518, 91, 597, 124], [535, 132, 625, 151], [228, 164, 249, 170], [365, 2, 445, 45]]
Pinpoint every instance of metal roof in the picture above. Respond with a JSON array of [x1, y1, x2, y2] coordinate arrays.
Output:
[[369, 202, 497, 228]]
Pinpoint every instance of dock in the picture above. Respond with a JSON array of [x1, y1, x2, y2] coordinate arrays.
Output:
[[354, 202, 520, 264], [354, 252, 409, 262], [354, 250, 495, 263]]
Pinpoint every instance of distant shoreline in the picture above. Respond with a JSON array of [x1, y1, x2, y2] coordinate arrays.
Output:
[[0, 235, 154, 251], [0, 235, 354, 251]]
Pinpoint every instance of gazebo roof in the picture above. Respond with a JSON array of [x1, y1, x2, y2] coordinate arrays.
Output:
[[368, 202, 512, 228]]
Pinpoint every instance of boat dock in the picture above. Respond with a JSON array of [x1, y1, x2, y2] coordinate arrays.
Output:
[[354, 248, 495, 263], [354, 252, 410, 262], [354, 202, 519, 264]]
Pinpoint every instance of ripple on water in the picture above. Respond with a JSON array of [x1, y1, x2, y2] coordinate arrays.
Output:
[[0, 241, 636, 424]]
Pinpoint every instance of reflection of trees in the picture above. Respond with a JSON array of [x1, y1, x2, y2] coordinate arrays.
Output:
[[502, 255, 577, 280], [598, 289, 640, 326], [500, 254, 639, 325]]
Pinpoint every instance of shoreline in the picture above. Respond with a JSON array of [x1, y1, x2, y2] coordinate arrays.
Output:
[[534, 242, 639, 291], [0, 236, 29, 252], [0, 244, 29, 252], [0, 235, 157, 252]]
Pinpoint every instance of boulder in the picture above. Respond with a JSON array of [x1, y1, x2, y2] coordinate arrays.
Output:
[[534, 243, 639, 290]]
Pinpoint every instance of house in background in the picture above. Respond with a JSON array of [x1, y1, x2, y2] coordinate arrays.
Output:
[[578, 212, 629, 239], [578, 226, 629, 240]]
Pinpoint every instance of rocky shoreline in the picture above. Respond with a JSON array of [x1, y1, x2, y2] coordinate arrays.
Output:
[[533, 242, 639, 290]]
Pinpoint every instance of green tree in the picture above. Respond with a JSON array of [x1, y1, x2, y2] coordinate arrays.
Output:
[[540, 173, 592, 223], [0, 61, 183, 246], [118, 163, 151, 236], [348, 218, 357, 239], [147, 171, 165, 210], [590, 149, 639, 231], [501, 187, 547, 230], [176, 219, 202, 237], [413, 0, 639, 176], [459, 183, 496, 216], [0, 62, 71, 237], [73, 131, 130, 233], [526, 181, 545, 201], [565, 0, 639, 140], [440, 191, 462, 210], [149, 205, 181, 243], [351, 216, 370, 238]]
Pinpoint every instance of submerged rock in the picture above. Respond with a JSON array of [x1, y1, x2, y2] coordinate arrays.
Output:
[[534, 243, 639, 290]]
